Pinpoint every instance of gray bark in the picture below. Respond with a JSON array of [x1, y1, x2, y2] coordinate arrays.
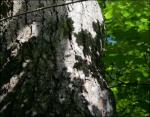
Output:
[[0, 0, 115, 117]]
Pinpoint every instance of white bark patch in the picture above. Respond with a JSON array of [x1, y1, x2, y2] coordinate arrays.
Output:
[[85, 55, 92, 65], [83, 78, 102, 110], [13, 0, 23, 16], [22, 59, 31, 68], [17, 25, 32, 43], [66, 0, 104, 64], [17, 22, 39, 43], [83, 78, 113, 116], [67, 1, 103, 37], [78, 70, 86, 80], [56, 39, 76, 77], [0, 71, 25, 103], [101, 90, 113, 114]]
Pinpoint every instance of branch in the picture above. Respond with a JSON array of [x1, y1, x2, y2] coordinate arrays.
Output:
[[110, 82, 150, 88], [0, 0, 90, 22]]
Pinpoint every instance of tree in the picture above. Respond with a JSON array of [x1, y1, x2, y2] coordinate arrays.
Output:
[[0, 0, 115, 117]]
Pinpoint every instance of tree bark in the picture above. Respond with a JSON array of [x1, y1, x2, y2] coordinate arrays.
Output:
[[0, 0, 115, 117]]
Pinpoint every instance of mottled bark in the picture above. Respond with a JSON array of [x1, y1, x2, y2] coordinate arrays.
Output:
[[0, 0, 115, 117]]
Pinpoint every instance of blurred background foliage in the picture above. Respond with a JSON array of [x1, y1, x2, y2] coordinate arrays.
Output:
[[99, 0, 150, 116]]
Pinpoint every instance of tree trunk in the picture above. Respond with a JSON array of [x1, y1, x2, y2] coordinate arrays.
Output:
[[0, 0, 115, 117]]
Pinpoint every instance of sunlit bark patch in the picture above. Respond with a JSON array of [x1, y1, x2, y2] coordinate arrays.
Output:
[[0, 71, 24, 103]]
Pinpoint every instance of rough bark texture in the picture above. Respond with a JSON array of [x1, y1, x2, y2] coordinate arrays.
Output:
[[0, 0, 115, 117]]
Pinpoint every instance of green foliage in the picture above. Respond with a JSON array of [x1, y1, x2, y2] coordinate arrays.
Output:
[[99, 0, 150, 116]]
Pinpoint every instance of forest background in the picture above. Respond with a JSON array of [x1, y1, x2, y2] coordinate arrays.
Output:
[[98, 0, 150, 116]]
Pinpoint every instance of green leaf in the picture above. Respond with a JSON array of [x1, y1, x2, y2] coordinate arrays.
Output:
[[104, 10, 112, 19]]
